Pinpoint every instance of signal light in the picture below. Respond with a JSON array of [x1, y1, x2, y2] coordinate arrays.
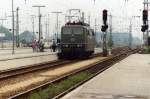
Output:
[[101, 25, 108, 32], [143, 10, 148, 24], [103, 9, 108, 25], [141, 25, 148, 32]]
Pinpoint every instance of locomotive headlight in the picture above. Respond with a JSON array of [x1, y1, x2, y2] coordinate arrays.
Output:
[[65, 45, 69, 47], [63, 44, 69, 47], [77, 44, 82, 47]]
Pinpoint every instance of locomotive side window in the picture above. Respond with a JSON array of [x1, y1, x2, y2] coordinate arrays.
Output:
[[87, 30, 90, 35], [62, 28, 72, 34], [88, 30, 93, 36], [92, 31, 95, 36]]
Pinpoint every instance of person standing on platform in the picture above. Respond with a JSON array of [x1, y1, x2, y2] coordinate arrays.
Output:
[[52, 41, 56, 52], [32, 40, 36, 52]]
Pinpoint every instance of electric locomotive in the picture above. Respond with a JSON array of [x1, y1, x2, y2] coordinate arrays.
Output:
[[57, 21, 95, 59]]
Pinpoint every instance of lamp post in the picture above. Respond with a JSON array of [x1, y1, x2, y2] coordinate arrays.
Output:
[[32, 5, 45, 42], [51, 11, 62, 43]]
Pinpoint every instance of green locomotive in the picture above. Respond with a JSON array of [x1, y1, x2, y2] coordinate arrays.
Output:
[[57, 22, 95, 59]]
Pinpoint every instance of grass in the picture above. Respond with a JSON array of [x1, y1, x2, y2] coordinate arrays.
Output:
[[29, 71, 93, 99], [144, 46, 150, 54]]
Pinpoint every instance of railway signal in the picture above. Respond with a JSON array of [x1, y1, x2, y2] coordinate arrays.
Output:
[[103, 9, 108, 25], [141, 10, 149, 32], [101, 9, 108, 57], [141, 25, 148, 32], [101, 9, 108, 32], [101, 25, 108, 32], [143, 10, 148, 24]]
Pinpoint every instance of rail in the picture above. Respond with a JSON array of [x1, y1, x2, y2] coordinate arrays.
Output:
[[8, 48, 139, 99]]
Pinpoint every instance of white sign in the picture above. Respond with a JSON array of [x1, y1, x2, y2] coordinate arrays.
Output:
[[0, 33, 5, 37]]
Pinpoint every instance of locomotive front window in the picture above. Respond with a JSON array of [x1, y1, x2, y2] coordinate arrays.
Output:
[[62, 28, 72, 34], [62, 27, 83, 35], [72, 28, 83, 35]]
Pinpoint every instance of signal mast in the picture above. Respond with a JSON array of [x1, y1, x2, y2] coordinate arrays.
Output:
[[141, 0, 149, 46], [101, 9, 108, 56]]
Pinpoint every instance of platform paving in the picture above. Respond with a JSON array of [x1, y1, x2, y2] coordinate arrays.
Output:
[[62, 54, 150, 99], [0, 48, 102, 72], [0, 48, 58, 71], [0, 48, 55, 60]]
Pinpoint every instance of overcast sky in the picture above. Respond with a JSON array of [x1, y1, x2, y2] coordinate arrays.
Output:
[[0, 0, 144, 38]]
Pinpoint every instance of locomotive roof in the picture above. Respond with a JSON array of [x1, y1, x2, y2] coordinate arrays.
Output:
[[65, 21, 89, 26], [62, 22, 92, 30]]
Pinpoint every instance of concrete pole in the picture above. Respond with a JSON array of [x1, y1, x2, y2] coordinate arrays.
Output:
[[16, 7, 19, 47], [48, 14, 50, 45], [45, 17, 48, 40], [32, 5, 45, 42], [94, 18, 97, 34], [143, 0, 149, 46], [88, 15, 90, 25], [103, 31, 108, 56], [129, 19, 132, 48], [12, 0, 15, 54], [0, 18, 7, 48], [56, 13, 59, 42], [146, 0, 149, 46], [109, 14, 113, 51], [31, 15, 35, 40], [81, 12, 85, 23], [51, 12, 62, 43]]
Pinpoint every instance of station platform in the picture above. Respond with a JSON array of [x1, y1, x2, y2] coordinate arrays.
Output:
[[0, 48, 102, 72], [0, 49, 56, 61], [62, 54, 150, 99], [0, 48, 58, 71]]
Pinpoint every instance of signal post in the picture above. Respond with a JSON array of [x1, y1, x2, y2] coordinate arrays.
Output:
[[101, 9, 108, 57], [141, 9, 149, 46], [142, 0, 149, 46]]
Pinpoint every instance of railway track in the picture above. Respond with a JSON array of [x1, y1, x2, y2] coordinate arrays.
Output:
[[0, 46, 129, 81], [0, 60, 69, 80], [0, 53, 102, 80], [8, 48, 139, 99], [0, 53, 104, 98]]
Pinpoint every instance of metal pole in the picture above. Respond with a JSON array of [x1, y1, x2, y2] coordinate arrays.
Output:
[[103, 31, 108, 56], [12, 0, 15, 54], [16, 7, 19, 47]]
